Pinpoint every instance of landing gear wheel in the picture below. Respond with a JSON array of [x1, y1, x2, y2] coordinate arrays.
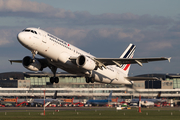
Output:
[[55, 77, 59, 83], [91, 77, 95, 83], [86, 77, 94, 83], [86, 78, 90, 83], [50, 77, 59, 84], [50, 77, 54, 84]]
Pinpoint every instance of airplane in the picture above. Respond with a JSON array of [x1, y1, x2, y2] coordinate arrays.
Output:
[[9, 27, 171, 85], [130, 92, 165, 105], [28, 91, 59, 106], [86, 91, 113, 106], [140, 101, 154, 108]]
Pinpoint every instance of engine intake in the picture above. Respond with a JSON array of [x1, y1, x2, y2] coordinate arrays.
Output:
[[22, 56, 42, 71], [76, 55, 96, 71]]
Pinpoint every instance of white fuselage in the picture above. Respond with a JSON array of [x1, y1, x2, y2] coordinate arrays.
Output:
[[17, 28, 132, 85]]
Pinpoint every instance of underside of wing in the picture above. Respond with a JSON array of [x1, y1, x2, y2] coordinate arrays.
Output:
[[9, 58, 48, 64], [125, 77, 160, 81], [9, 60, 22, 64], [9, 57, 49, 71]]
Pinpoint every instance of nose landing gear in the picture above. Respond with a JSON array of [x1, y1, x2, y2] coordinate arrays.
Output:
[[31, 50, 38, 62]]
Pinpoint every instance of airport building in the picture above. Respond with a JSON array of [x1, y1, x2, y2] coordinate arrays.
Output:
[[0, 72, 180, 100]]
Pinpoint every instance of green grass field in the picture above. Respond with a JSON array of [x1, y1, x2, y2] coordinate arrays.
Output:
[[0, 108, 180, 120]]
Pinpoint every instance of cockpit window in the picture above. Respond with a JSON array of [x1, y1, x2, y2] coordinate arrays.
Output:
[[23, 29, 30, 32], [23, 29, 37, 34]]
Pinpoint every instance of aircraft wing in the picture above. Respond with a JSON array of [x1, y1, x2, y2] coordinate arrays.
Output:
[[94, 57, 171, 67], [125, 77, 160, 81], [9, 58, 49, 70], [9, 58, 48, 64], [9, 60, 22, 64]]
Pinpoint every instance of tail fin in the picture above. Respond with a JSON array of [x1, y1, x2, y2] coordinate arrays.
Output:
[[119, 43, 136, 75], [156, 92, 161, 99], [107, 90, 113, 101], [52, 91, 58, 99]]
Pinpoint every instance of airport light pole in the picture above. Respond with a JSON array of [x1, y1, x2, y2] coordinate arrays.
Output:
[[139, 95, 141, 113], [44, 90, 45, 115]]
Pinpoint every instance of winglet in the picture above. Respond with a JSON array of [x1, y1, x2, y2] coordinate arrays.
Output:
[[9, 60, 12, 65], [168, 57, 171, 62]]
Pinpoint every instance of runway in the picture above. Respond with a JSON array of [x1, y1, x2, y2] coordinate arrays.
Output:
[[0, 107, 114, 111], [1, 106, 180, 112]]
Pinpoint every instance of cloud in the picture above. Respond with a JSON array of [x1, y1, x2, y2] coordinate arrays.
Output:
[[0, 29, 16, 46], [0, 0, 77, 19], [0, 0, 179, 75], [0, 0, 179, 57], [45, 27, 146, 46], [45, 27, 89, 45], [0, 0, 52, 13], [0, 0, 174, 28], [145, 41, 172, 51], [42, 25, 180, 52], [95, 28, 145, 42]]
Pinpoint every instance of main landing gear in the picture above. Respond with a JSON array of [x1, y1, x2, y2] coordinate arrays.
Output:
[[49, 65, 59, 84], [86, 77, 95, 83], [50, 77, 59, 83], [30, 50, 59, 84]]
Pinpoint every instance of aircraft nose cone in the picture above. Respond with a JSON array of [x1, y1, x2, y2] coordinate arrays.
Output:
[[17, 32, 25, 43]]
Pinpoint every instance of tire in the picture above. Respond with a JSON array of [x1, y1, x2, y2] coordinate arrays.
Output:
[[86, 78, 89, 83], [90, 77, 94, 83], [55, 77, 59, 83], [50, 77, 54, 83]]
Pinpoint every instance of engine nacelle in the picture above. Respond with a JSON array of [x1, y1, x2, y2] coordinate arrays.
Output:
[[22, 56, 42, 71], [76, 55, 96, 71]]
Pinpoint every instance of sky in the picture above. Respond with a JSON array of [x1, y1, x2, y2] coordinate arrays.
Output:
[[0, 0, 180, 76]]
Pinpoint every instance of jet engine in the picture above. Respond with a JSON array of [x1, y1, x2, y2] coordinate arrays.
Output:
[[22, 56, 42, 71], [76, 55, 96, 71]]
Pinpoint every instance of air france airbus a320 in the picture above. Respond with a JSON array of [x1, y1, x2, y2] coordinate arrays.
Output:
[[9, 27, 171, 85]]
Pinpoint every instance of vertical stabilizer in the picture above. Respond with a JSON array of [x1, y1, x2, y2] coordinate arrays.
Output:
[[107, 90, 113, 101], [156, 92, 161, 99], [52, 91, 58, 99], [119, 43, 136, 75]]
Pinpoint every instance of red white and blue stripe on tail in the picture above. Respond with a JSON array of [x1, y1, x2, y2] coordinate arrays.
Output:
[[120, 43, 136, 73]]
